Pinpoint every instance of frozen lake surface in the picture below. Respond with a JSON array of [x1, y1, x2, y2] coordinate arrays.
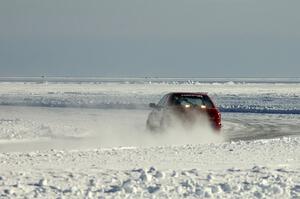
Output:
[[0, 78, 299, 198]]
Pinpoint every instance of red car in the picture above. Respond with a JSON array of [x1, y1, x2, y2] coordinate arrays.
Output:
[[146, 92, 221, 131]]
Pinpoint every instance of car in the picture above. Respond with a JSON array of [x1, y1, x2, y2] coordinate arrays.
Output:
[[146, 92, 221, 131]]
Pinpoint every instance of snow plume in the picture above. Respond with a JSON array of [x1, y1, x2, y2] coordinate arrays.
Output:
[[89, 110, 224, 148], [151, 111, 224, 145], [0, 107, 223, 152]]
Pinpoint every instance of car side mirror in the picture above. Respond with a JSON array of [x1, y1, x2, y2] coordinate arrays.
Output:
[[149, 103, 158, 109]]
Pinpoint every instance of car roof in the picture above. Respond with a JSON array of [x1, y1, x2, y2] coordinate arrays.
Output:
[[167, 92, 208, 96]]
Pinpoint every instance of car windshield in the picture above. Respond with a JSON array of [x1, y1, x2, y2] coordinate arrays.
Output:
[[172, 95, 214, 108]]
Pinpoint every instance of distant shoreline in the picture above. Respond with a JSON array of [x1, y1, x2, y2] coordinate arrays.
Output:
[[0, 76, 299, 84]]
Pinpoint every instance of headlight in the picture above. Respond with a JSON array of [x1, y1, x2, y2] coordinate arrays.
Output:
[[184, 104, 191, 108]]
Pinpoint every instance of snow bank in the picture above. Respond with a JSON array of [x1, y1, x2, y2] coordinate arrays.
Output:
[[0, 137, 299, 198]]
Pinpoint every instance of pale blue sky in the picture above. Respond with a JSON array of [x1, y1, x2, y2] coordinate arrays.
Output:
[[0, 0, 299, 77]]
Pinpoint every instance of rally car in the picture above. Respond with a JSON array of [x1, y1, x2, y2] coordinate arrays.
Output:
[[146, 92, 221, 131]]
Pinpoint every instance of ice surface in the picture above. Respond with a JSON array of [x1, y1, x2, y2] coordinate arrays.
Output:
[[0, 78, 299, 149], [0, 79, 299, 114]]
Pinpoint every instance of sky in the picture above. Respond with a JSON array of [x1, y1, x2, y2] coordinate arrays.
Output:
[[0, 0, 299, 78]]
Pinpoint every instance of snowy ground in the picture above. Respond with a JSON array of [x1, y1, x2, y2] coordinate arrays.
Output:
[[0, 78, 299, 198]]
